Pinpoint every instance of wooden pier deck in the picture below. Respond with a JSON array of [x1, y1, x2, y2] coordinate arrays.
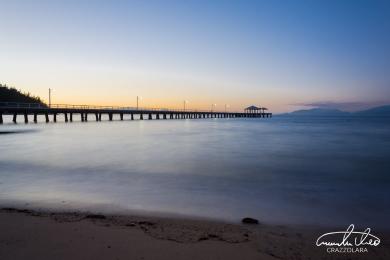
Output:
[[0, 102, 272, 124]]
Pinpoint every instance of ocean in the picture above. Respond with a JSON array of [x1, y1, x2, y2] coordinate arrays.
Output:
[[1, 115, 389, 228]]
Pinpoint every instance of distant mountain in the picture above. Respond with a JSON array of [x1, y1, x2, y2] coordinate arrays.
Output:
[[354, 105, 390, 116], [279, 105, 390, 117], [279, 108, 350, 117], [0, 84, 45, 104]]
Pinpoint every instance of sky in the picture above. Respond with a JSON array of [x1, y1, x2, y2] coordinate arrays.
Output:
[[1, 0, 389, 113]]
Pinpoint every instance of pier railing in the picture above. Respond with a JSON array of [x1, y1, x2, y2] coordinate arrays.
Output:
[[0, 102, 237, 113]]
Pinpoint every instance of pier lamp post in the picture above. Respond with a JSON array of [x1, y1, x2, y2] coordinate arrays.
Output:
[[183, 100, 188, 111], [211, 103, 216, 112], [137, 96, 142, 110], [48, 88, 52, 107], [225, 104, 229, 112]]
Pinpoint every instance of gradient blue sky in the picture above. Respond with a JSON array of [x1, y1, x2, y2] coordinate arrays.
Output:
[[1, 0, 389, 112]]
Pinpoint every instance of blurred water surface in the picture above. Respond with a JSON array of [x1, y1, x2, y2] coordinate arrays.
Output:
[[1, 116, 389, 227]]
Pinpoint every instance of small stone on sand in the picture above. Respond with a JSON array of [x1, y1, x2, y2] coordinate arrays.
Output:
[[241, 217, 259, 224]]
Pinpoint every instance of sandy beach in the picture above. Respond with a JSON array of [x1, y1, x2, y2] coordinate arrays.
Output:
[[0, 208, 389, 260]]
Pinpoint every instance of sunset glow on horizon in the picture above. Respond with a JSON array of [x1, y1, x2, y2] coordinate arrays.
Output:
[[1, 1, 390, 113]]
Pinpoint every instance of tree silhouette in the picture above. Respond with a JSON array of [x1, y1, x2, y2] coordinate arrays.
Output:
[[0, 84, 45, 104]]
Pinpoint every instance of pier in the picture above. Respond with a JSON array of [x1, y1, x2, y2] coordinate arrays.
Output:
[[0, 102, 272, 124]]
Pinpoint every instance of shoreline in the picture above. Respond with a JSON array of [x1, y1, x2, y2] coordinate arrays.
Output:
[[1, 207, 389, 260]]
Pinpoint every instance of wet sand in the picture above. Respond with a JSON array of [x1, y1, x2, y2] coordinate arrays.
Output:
[[0, 208, 389, 260]]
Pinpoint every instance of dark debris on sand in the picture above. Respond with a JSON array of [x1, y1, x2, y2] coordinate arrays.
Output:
[[1, 207, 252, 244]]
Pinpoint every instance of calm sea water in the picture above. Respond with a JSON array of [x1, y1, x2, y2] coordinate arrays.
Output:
[[1, 115, 389, 228]]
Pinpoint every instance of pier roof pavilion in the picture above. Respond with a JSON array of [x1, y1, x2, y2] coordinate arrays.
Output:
[[244, 105, 264, 114]]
